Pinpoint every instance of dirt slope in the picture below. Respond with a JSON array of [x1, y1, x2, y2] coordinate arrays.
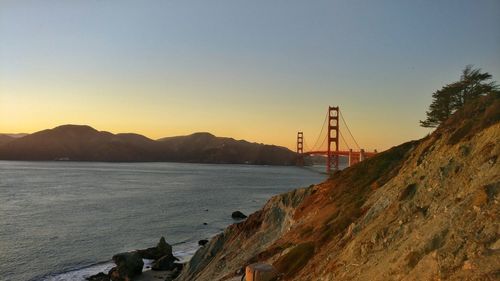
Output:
[[177, 93, 500, 281]]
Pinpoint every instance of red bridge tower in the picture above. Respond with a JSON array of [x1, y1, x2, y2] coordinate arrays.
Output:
[[327, 106, 339, 173], [296, 131, 304, 166]]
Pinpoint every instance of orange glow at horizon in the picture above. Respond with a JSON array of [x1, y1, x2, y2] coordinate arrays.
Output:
[[0, 80, 428, 152]]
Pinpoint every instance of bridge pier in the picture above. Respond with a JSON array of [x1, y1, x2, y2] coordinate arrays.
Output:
[[360, 149, 365, 162], [348, 149, 353, 167]]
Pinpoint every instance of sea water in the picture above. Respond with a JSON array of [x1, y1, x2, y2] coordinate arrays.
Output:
[[0, 161, 325, 281]]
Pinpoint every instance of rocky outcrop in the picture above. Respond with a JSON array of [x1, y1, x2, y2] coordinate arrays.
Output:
[[231, 211, 248, 220], [136, 236, 173, 260], [85, 272, 109, 281], [89, 237, 180, 281], [176, 187, 312, 280], [134, 236, 180, 272], [176, 94, 500, 281], [151, 255, 176, 271], [109, 252, 143, 281]]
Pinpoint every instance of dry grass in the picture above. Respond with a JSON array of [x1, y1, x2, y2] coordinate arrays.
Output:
[[446, 92, 500, 145], [273, 242, 315, 278]]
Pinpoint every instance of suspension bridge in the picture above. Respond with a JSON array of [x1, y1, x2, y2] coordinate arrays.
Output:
[[296, 106, 377, 174]]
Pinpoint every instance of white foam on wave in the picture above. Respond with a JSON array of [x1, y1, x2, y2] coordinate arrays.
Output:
[[42, 243, 200, 281], [173, 242, 199, 263], [40, 261, 115, 281]]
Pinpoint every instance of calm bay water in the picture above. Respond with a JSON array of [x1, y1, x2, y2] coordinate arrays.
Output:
[[0, 161, 325, 281]]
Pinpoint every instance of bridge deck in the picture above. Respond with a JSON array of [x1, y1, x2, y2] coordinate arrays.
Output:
[[303, 150, 377, 157]]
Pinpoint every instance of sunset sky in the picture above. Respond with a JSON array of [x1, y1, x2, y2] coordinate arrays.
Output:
[[1, 0, 499, 151]]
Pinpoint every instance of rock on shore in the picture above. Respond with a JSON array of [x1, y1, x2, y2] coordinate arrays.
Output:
[[231, 211, 247, 219], [87, 237, 180, 281], [198, 239, 209, 246], [136, 237, 173, 260], [110, 252, 144, 281], [86, 272, 108, 281]]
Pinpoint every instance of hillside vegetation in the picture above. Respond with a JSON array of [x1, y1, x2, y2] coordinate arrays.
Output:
[[177, 93, 499, 280]]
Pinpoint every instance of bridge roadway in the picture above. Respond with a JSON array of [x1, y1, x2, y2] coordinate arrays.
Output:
[[302, 150, 376, 157]]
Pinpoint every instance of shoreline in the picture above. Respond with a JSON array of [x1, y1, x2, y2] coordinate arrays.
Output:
[[41, 241, 201, 281], [85, 214, 251, 281]]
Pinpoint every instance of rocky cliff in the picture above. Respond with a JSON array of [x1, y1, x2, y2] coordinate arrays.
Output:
[[176, 93, 500, 281]]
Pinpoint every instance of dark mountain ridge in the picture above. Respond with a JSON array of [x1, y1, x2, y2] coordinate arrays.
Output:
[[0, 125, 297, 165], [0, 135, 15, 147]]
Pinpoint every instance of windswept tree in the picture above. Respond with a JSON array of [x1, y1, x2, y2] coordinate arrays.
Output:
[[420, 65, 498, 128], [453, 65, 497, 108], [420, 82, 460, 128]]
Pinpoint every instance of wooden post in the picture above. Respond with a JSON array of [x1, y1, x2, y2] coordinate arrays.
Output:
[[246, 263, 278, 281]]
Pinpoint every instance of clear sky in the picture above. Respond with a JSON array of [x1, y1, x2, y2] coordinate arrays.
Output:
[[1, 0, 499, 151]]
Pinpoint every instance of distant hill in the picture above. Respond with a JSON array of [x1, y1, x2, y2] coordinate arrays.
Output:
[[157, 132, 296, 165], [2, 133, 29, 138], [0, 125, 297, 165], [0, 135, 15, 147]]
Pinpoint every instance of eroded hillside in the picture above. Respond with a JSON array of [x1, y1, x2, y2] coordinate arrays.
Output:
[[176, 93, 500, 281]]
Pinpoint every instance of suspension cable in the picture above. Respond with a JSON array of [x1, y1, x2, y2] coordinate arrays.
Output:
[[339, 131, 350, 151], [310, 110, 329, 151], [317, 130, 327, 152], [339, 110, 360, 150], [303, 139, 311, 152]]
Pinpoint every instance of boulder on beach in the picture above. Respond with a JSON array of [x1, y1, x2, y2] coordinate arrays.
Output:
[[85, 272, 109, 281], [109, 252, 144, 281], [152, 254, 177, 271], [231, 211, 247, 220], [164, 263, 184, 281], [198, 239, 209, 246], [157, 237, 172, 255], [136, 236, 173, 260]]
